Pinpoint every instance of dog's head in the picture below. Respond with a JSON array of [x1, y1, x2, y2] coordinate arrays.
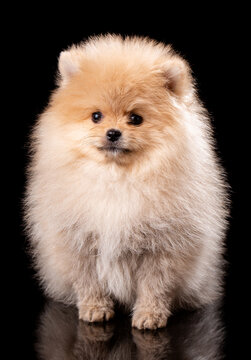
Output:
[[49, 35, 194, 168]]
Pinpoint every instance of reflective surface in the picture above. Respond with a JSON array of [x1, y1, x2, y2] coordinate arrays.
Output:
[[35, 301, 224, 359]]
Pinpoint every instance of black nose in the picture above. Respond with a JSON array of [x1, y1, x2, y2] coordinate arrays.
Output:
[[106, 129, 122, 142]]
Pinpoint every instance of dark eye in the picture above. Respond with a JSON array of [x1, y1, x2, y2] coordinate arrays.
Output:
[[92, 111, 103, 123], [128, 113, 143, 126]]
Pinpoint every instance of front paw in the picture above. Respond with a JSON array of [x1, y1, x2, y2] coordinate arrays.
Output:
[[79, 304, 115, 323], [132, 310, 168, 330]]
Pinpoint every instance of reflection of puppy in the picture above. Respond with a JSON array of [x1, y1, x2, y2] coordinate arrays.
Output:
[[36, 301, 224, 359], [132, 304, 224, 360], [25, 34, 228, 329], [36, 302, 132, 360]]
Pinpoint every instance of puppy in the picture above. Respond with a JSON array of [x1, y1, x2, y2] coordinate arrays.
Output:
[[25, 34, 228, 329]]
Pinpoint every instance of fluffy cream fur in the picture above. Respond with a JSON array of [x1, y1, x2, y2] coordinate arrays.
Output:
[[25, 34, 228, 329]]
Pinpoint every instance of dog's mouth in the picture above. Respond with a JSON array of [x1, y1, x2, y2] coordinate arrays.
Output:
[[98, 145, 131, 154]]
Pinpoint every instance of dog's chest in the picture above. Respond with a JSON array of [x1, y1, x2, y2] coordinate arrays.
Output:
[[83, 177, 143, 304], [81, 175, 145, 239]]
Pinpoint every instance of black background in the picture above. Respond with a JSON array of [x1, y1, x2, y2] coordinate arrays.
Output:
[[9, 6, 245, 359]]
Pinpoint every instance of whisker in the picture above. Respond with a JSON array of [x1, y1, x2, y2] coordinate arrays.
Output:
[[82, 135, 102, 140]]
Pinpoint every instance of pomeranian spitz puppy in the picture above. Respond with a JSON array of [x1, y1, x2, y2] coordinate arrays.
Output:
[[25, 34, 228, 329]]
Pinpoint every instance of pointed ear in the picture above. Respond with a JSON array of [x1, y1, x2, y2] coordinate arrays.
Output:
[[58, 49, 81, 86], [163, 56, 193, 97]]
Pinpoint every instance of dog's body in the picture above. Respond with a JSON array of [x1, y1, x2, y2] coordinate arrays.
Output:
[[25, 35, 228, 329]]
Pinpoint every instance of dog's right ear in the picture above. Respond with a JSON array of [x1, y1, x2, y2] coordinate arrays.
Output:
[[58, 48, 82, 86], [163, 55, 193, 98]]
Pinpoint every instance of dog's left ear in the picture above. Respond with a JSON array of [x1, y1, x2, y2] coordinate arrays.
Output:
[[163, 56, 193, 97], [58, 47, 83, 86]]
